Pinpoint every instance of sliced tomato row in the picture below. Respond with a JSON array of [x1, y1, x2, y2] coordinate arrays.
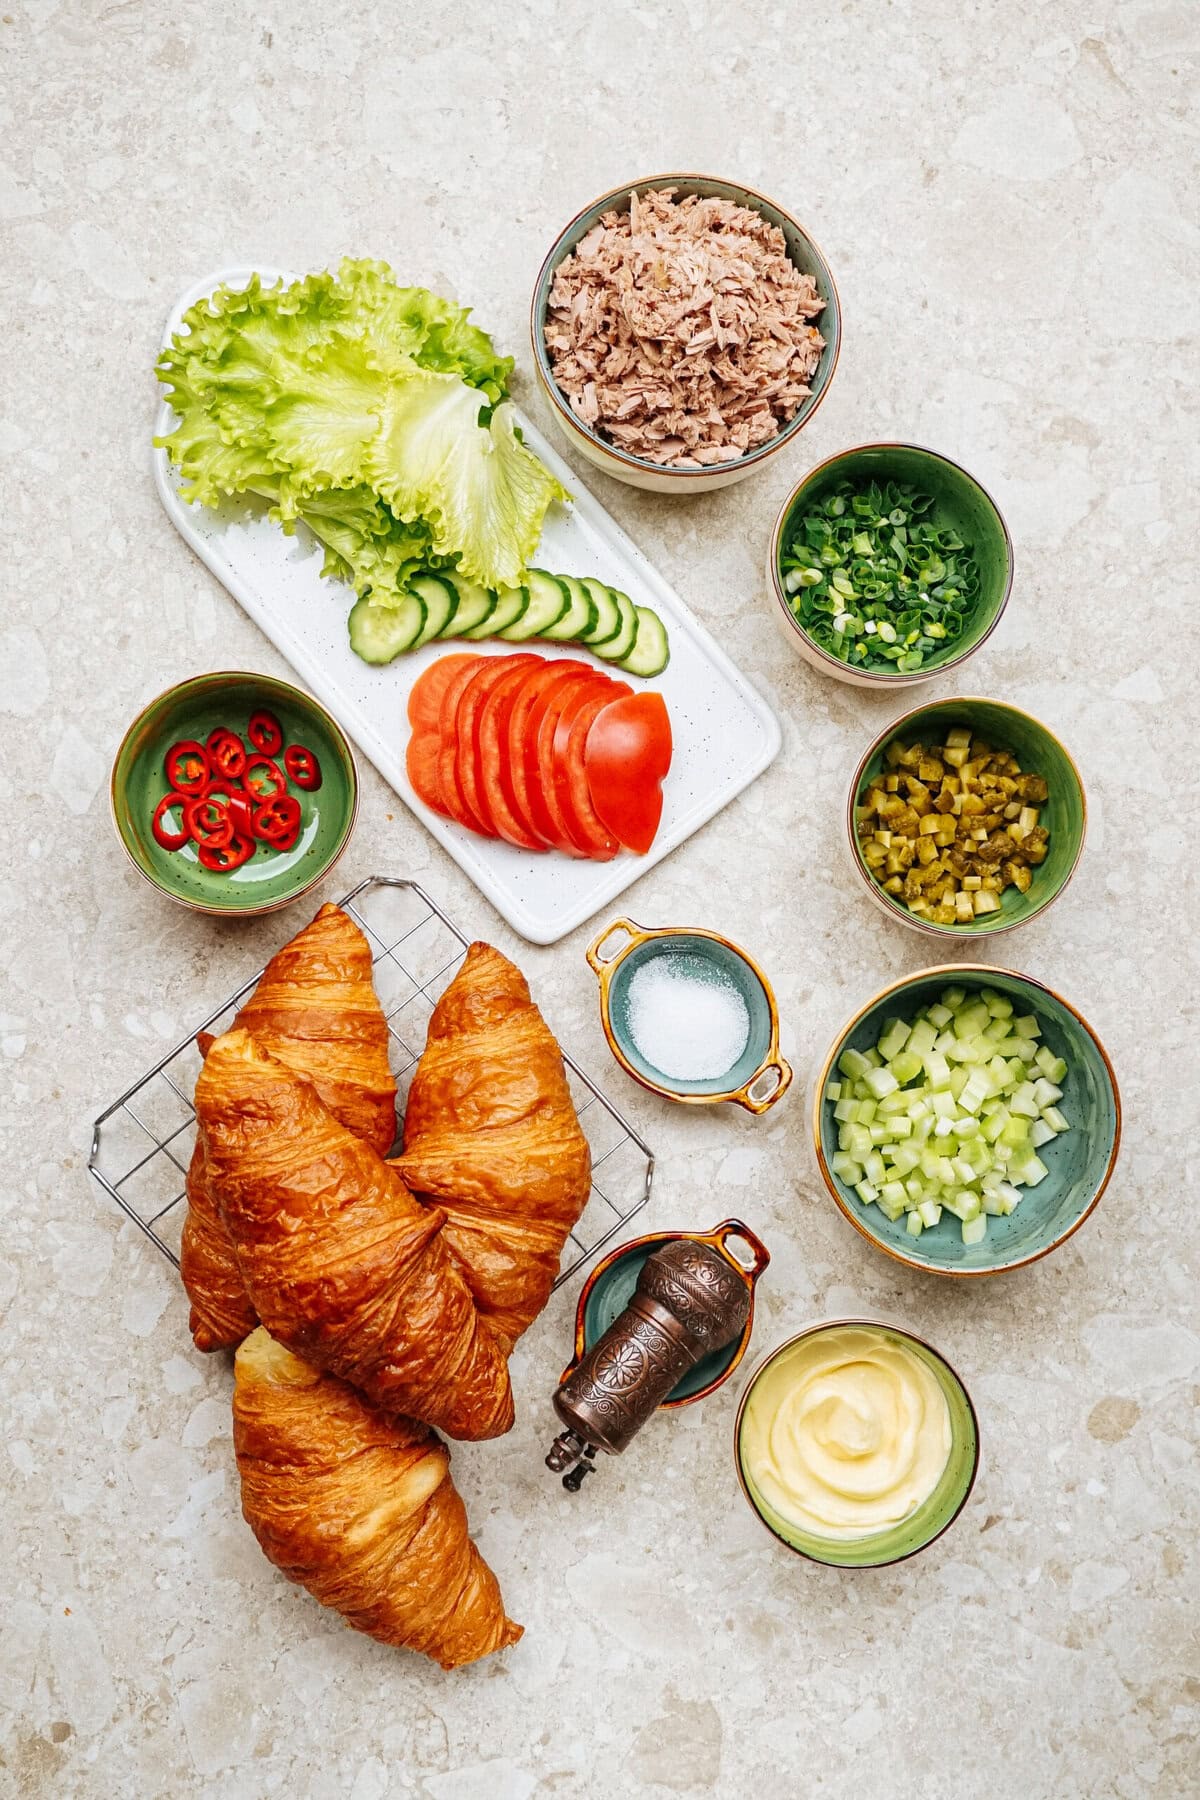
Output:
[[406, 651, 673, 859]]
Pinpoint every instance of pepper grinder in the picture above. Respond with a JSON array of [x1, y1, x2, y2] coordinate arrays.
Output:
[[546, 1236, 756, 1490]]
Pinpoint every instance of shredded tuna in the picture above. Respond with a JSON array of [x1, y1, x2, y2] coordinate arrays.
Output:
[[545, 188, 826, 467]]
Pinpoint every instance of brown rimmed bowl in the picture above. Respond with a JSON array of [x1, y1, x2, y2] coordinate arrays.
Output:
[[734, 1318, 980, 1567], [812, 965, 1121, 1277], [846, 696, 1087, 939], [768, 442, 1013, 687], [530, 173, 841, 494]]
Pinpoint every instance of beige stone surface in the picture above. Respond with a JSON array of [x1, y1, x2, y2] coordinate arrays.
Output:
[[1, 2, 1196, 1795]]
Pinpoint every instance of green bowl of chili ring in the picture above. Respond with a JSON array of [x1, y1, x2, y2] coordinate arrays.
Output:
[[767, 443, 1014, 689], [110, 671, 359, 916]]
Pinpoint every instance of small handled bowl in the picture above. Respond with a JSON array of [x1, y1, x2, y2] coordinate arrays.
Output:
[[586, 918, 793, 1113], [564, 1219, 771, 1408]]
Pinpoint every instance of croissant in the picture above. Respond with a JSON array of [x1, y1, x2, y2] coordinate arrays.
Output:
[[181, 904, 396, 1352], [233, 1328, 522, 1668], [395, 943, 592, 1346], [195, 1028, 514, 1440]]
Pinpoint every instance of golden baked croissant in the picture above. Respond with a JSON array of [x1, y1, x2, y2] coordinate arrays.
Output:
[[196, 1029, 514, 1440], [396, 943, 592, 1346], [233, 1328, 522, 1668], [181, 904, 396, 1352]]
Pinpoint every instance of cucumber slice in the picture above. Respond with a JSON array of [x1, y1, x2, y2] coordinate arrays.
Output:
[[465, 583, 528, 639], [590, 588, 638, 663], [439, 572, 495, 638], [542, 575, 597, 642], [408, 574, 458, 648], [578, 578, 622, 645], [500, 569, 569, 640], [347, 593, 426, 665], [619, 607, 670, 677]]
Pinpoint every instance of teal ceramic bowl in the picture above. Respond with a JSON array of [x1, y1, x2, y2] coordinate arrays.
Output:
[[847, 697, 1087, 939], [568, 1220, 771, 1407], [531, 173, 841, 494], [586, 918, 793, 1113], [768, 442, 1013, 688], [813, 965, 1121, 1276], [735, 1319, 980, 1567], [111, 671, 358, 916]]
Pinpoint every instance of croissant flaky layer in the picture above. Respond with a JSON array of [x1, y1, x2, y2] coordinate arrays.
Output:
[[233, 1329, 522, 1669], [396, 943, 592, 1346], [180, 903, 396, 1352], [196, 1028, 515, 1441]]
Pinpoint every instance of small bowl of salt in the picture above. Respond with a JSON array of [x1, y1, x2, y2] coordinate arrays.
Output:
[[586, 918, 792, 1113]]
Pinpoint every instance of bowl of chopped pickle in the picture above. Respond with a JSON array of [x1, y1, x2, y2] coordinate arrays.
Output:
[[847, 698, 1086, 937], [769, 443, 1013, 686]]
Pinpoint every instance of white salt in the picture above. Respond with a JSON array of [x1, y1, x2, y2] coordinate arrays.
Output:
[[625, 953, 751, 1082]]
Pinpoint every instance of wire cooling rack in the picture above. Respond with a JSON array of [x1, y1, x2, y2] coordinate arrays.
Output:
[[89, 875, 655, 1289]]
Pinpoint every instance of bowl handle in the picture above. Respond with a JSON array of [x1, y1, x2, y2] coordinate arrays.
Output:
[[585, 916, 652, 976], [729, 1056, 793, 1115], [697, 1218, 772, 1284]]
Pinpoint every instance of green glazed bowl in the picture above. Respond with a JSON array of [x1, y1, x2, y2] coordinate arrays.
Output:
[[813, 965, 1121, 1276], [768, 442, 1013, 688], [569, 1220, 771, 1407], [847, 697, 1086, 939], [111, 671, 359, 917], [531, 173, 841, 494], [734, 1319, 980, 1567]]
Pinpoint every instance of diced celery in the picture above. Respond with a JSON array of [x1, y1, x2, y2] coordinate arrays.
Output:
[[948, 1066, 969, 1099], [925, 1051, 952, 1089], [943, 1189, 981, 1222], [952, 1156, 976, 1185], [983, 990, 1013, 1019], [834, 1097, 858, 1123], [985, 1017, 1013, 1044], [1009, 1082, 1040, 1119], [1013, 1037, 1039, 1063], [1042, 1105, 1069, 1134], [877, 1190, 906, 1222], [981, 1190, 1010, 1216], [906, 1211, 924, 1238], [987, 1053, 1012, 1084], [824, 1080, 842, 1102], [918, 1199, 942, 1229], [954, 1001, 990, 1040], [926, 1002, 953, 1029], [880, 1180, 907, 1208], [919, 1149, 940, 1180], [904, 1174, 925, 1203], [838, 1047, 872, 1079], [1029, 1118, 1055, 1148], [933, 1029, 956, 1055], [940, 986, 967, 1010], [865, 1047, 883, 1067], [865, 1151, 887, 1185], [846, 1124, 872, 1157], [1032, 1078, 1063, 1108], [856, 1097, 878, 1124], [890, 1143, 921, 1176], [961, 1214, 987, 1245], [1000, 1115, 1031, 1150], [952, 1114, 981, 1139], [906, 1019, 937, 1058], [831, 1153, 863, 1184], [888, 1049, 924, 1085], [930, 1090, 957, 1119], [855, 1180, 879, 1206], [935, 1155, 956, 1185], [959, 1072, 991, 1114], [878, 1090, 911, 1116], [981, 1108, 1009, 1144], [1035, 1048, 1068, 1083], [878, 1017, 912, 1061], [863, 1065, 899, 1100], [887, 1116, 913, 1140], [934, 1117, 955, 1139], [1013, 1014, 1041, 1039]]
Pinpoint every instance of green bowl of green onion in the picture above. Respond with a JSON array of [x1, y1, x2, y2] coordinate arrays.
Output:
[[769, 443, 1013, 686], [812, 966, 1121, 1277]]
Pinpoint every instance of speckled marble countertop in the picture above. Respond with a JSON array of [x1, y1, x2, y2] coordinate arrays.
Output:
[[2, 2, 1197, 1795]]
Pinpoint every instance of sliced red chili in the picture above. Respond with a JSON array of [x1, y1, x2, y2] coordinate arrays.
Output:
[[198, 831, 254, 872], [151, 792, 190, 852], [252, 792, 302, 846], [243, 755, 287, 801], [206, 727, 247, 780], [226, 789, 257, 841], [283, 742, 322, 791], [185, 795, 234, 849], [247, 709, 283, 756], [164, 741, 211, 797]]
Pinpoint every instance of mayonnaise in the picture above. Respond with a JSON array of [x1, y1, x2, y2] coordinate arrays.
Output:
[[740, 1326, 952, 1540]]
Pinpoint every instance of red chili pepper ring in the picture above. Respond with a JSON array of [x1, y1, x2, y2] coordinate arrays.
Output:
[[247, 709, 284, 756], [164, 740, 212, 797]]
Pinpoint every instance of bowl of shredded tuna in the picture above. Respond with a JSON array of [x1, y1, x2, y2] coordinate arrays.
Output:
[[531, 175, 841, 493]]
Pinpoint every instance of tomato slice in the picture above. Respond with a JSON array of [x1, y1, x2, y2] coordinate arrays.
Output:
[[552, 682, 633, 859], [584, 692, 673, 855], [406, 653, 479, 818], [502, 659, 592, 845], [474, 661, 551, 850], [435, 656, 490, 830], [529, 671, 619, 855], [454, 656, 538, 838]]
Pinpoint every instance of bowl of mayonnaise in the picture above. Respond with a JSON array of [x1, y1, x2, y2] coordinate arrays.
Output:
[[734, 1319, 980, 1567]]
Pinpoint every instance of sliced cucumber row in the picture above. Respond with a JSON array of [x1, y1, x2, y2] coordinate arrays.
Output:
[[347, 568, 670, 677]]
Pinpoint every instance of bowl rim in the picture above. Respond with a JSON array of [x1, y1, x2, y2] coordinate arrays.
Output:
[[109, 668, 360, 918], [810, 962, 1122, 1277], [733, 1315, 981, 1567], [845, 694, 1088, 939], [768, 440, 1015, 685], [529, 171, 842, 480]]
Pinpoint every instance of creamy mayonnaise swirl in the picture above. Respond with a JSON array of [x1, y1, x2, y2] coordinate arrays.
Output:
[[741, 1326, 952, 1540]]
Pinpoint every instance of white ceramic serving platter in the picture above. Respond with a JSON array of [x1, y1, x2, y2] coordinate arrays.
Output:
[[153, 268, 782, 944]]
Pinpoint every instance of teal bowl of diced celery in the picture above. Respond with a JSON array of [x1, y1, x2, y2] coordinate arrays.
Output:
[[812, 967, 1121, 1275], [768, 443, 1013, 688]]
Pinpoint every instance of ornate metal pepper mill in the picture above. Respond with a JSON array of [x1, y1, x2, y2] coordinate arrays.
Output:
[[546, 1233, 760, 1490]]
